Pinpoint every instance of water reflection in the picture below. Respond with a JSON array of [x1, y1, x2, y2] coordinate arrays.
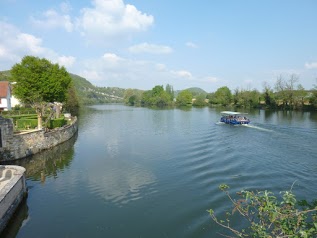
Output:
[[87, 160, 157, 206], [1, 198, 29, 238], [12, 132, 77, 181]]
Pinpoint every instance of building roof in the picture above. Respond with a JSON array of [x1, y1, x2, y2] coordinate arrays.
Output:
[[0, 81, 9, 98]]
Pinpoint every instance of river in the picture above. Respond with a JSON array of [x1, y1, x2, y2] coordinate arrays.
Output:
[[3, 104, 317, 238]]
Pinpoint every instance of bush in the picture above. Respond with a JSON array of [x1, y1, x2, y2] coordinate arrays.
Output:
[[48, 118, 67, 129], [16, 118, 38, 129], [208, 184, 317, 237]]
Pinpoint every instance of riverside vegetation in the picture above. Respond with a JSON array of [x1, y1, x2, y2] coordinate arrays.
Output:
[[208, 184, 317, 238], [123, 76, 317, 110], [1, 58, 317, 110]]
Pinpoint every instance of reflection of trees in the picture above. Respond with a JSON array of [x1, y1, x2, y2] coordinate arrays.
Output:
[[11, 132, 77, 181], [1, 198, 28, 238]]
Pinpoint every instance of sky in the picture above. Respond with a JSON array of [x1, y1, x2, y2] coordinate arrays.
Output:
[[0, 0, 317, 92]]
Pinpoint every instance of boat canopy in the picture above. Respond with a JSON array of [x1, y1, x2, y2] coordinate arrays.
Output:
[[220, 111, 247, 115]]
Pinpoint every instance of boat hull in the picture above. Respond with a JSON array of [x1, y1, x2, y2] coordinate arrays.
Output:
[[220, 118, 250, 125]]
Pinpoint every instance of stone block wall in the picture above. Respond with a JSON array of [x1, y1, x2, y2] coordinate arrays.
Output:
[[0, 117, 78, 161], [0, 165, 27, 234]]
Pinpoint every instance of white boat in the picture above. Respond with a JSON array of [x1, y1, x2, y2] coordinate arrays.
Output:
[[220, 111, 250, 125]]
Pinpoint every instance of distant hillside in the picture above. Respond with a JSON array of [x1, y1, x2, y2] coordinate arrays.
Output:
[[175, 87, 207, 98], [69, 73, 125, 104], [0, 70, 11, 81]]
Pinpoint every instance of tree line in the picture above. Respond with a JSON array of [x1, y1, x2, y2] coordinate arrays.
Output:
[[124, 74, 317, 110], [124, 84, 198, 107]]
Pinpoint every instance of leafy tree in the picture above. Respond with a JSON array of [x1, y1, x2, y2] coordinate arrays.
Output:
[[274, 74, 301, 109], [141, 90, 153, 105], [64, 82, 79, 115], [11, 56, 72, 129], [262, 82, 275, 107], [208, 184, 317, 238], [233, 89, 260, 108], [193, 94, 207, 107], [209, 86, 232, 106], [294, 84, 306, 108], [152, 85, 164, 97], [176, 90, 192, 106], [140, 85, 173, 107], [124, 89, 142, 106], [165, 84, 174, 101], [310, 79, 317, 108]]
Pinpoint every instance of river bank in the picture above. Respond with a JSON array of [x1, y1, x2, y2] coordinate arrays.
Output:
[[0, 116, 78, 162]]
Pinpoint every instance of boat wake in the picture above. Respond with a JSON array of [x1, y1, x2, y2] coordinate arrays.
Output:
[[241, 124, 273, 132]]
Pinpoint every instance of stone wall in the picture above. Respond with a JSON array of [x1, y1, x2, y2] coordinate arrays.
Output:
[[0, 117, 78, 161], [0, 165, 27, 234]]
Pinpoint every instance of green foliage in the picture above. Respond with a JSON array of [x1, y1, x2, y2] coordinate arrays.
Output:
[[48, 118, 67, 129], [11, 56, 72, 104], [192, 94, 207, 107], [16, 118, 38, 129], [141, 85, 173, 107], [233, 88, 261, 108], [64, 82, 79, 115], [175, 87, 207, 98], [176, 90, 193, 106], [165, 84, 175, 101], [262, 82, 275, 107], [208, 86, 232, 106], [209, 184, 317, 237], [0, 70, 11, 81], [70, 73, 125, 105], [124, 88, 143, 106]]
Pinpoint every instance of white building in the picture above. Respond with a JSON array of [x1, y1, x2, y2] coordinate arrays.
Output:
[[0, 81, 20, 111]]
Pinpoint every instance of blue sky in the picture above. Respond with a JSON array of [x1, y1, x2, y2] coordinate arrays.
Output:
[[0, 0, 317, 92]]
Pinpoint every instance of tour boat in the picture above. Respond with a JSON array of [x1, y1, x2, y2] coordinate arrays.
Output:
[[220, 111, 250, 125]]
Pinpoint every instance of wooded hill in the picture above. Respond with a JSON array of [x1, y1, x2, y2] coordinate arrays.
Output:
[[69, 73, 125, 104], [174, 87, 207, 98]]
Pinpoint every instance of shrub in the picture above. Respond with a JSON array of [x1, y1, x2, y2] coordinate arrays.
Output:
[[48, 118, 67, 129], [16, 118, 38, 129], [208, 184, 317, 237]]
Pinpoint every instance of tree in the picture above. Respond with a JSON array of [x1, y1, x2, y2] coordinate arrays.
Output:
[[165, 84, 174, 101], [176, 90, 192, 106], [262, 82, 275, 107], [140, 85, 173, 107], [274, 74, 300, 109], [193, 94, 207, 107], [210, 86, 232, 106], [310, 79, 317, 108], [208, 184, 317, 237], [11, 56, 72, 129], [64, 83, 79, 115], [294, 84, 306, 108]]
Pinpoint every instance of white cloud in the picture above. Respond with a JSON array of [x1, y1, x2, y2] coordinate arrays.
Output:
[[57, 56, 76, 68], [186, 41, 198, 49], [102, 53, 122, 63], [155, 63, 167, 71], [173, 70, 192, 78], [78, 0, 154, 41], [80, 70, 103, 81], [30, 9, 74, 32], [17, 33, 45, 54], [305, 62, 317, 69], [0, 21, 75, 69], [129, 43, 173, 54]]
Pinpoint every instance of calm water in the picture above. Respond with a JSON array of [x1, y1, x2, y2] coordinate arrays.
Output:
[[3, 104, 317, 238]]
